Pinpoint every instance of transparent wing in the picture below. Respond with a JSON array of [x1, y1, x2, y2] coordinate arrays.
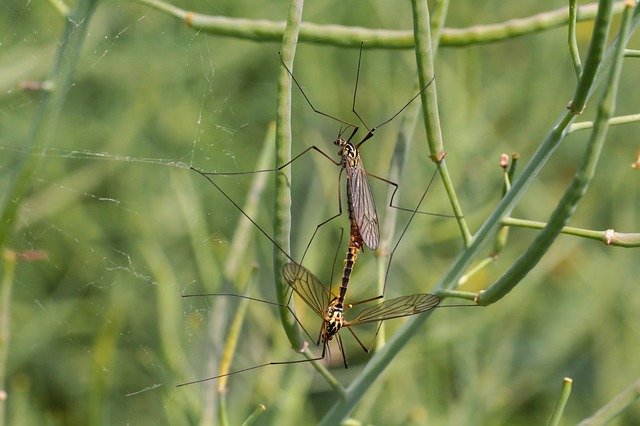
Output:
[[347, 159, 379, 250], [283, 263, 331, 318], [347, 293, 441, 326]]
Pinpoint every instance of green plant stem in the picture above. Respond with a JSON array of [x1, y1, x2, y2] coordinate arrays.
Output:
[[273, 2, 343, 393], [568, 113, 640, 132], [224, 123, 276, 282], [241, 404, 267, 426], [272, 0, 339, 396], [457, 257, 495, 286], [578, 377, 640, 425], [274, 0, 304, 352], [435, 289, 477, 302], [321, 4, 640, 422], [569, 0, 584, 77], [570, 0, 615, 113], [625, 49, 640, 56], [376, 85, 422, 348], [411, 0, 471, 245], [0, 0, 100, 252], [502, 217, 640, 247], [301, 350, 346, 398], [376, 0, 451, 349], [548, 377, 573, 426], [217, 269, 257, 426], [135, 0, 626, 49], [479, 0, 633, 305], [0, 251, 16, 424]]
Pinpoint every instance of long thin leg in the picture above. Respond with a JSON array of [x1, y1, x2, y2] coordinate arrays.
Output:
[[345, 325, 369, 355], [182, 292, 317, 346], [351, 42, 370, 133], [176, 353, 326, 387], [300, 167, 345, 263], [201, 145, 340, 176], [280, 55, 356, 129], [366, 170, 459, 219], [380, 159, 445, 296], [336, 333, 349, 369], [356, 75, 436, 150], [191, 166, 295, 264]]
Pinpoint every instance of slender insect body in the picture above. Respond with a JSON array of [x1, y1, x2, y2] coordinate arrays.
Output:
[[334, 132, 381, 251], [338, 235, 361, 304]]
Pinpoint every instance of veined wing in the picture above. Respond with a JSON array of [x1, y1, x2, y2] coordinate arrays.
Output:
[[283, 263, 331, 318], [347, 159, 379, 250], [347, 293, 441, 326]]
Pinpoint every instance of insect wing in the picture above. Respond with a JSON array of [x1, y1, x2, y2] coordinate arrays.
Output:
[[347, 160, 380, 249], [348, 293, 441, 326], [283, 263, 331, 318]]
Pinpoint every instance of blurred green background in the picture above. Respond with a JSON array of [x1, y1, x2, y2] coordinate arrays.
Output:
[[1, 0, 639, 424]]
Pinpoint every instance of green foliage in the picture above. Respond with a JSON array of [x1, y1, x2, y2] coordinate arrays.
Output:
[[1, 1, 639, 424]]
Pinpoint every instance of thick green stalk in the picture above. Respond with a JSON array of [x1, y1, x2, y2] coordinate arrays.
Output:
[[275, 0, 343, 394], [274, 0, 304, 351]]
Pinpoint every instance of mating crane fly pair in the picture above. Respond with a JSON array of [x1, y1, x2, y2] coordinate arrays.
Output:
[[183, 43, 458, 386]]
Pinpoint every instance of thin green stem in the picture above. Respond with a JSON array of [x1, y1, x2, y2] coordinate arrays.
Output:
[[135, 0, 627, 49], [376, 0, 451, 323], [479, 0, 634, 305], [217, 269, 257, 425], [223, 123, 276, 282], [458, 257, 495, 286], [570, 0, 615, 113], [241, 404, 267, 426], [411, 0, 471, 245], [569, 0, 584, 77], [548, 377, 573, 426], [435, 289, 477, 302], [0, 0, 100, 251], [568, 113, 640, 132], [429, 0, 450, 50], [301, 349, 346, 398], [0, 251, 16, 424], [578, 377, 640, 425], [625, 48, 640, 56], [376, 85, 422, 347], [502, 217, 640, 247]]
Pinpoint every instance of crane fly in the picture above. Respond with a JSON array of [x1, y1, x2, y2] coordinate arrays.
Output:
[[179, 158, 453, 387], [177, 262, 443, 387], [195, 42, 442, 256]]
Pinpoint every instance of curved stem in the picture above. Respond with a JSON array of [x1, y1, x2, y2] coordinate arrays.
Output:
[[135, 0, 627, 49]]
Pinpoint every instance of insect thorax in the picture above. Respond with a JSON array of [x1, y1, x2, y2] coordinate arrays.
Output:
[[334, 136, 359, 168], [324, 298, 344, 338]]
